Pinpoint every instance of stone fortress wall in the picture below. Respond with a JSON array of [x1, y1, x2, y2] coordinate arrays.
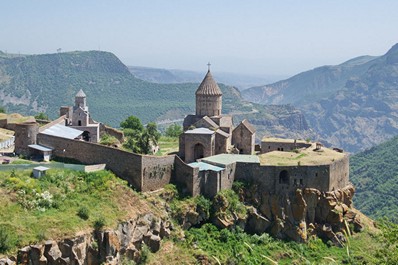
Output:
[[31, 124, 349, 197], [36, 133, 174, 192]]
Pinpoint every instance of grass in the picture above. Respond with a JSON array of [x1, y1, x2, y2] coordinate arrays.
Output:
[[144, 223, 382, 265], [0, 168, 155, 255], [259, 144, 345, 166], [156, 136, 179, 156]]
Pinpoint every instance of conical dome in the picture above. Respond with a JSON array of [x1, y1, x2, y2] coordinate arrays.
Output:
[[75, 89, 86, 98], [195, 70, 222, 96]]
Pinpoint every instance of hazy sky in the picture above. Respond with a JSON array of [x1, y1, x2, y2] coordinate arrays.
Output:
[[1, 1, 397, 76]]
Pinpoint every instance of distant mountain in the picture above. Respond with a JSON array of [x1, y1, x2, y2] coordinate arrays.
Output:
[[303, 44, 398, 152], [242, 43, 398, 153], [0, 50, 311, 141], [128, 66, 284, 90], [242, 55, 378, 105], [350, 135, 398, 222]]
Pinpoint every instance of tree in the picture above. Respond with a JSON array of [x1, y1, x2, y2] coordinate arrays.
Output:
[[165, 123, 182, 138], [34, 112, 49, 120], [146, 122, 161, 144], [121, 116, 160, 155], [0, 106, 6, 114], [120, 115, 143, 131]]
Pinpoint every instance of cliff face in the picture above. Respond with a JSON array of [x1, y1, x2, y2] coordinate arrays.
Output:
[[2, 213, 171, 265], [237, 184, 362, 244]]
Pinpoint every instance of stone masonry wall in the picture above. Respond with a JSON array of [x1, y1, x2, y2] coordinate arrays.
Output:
[[329, 155, 350, 190], [37, 134, 176, 192], [261, 141, 311, 153], [141, 155, 175, 192], [37, 133, 143, 189], [174, 156, 200, 196]]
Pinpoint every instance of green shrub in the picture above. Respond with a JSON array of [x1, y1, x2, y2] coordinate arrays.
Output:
[[94, 216, 106, 230], [77, 206, 90, 220]]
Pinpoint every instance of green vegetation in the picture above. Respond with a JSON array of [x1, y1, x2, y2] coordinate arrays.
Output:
[[164, 123, 182, 138], [144, 185, 395, 265], [34, 112, 49, 121], [0, 168, 147, 254], [350, 135, 398, 222], [157, 136, 179, 156], [99, 133, 120, 146], [0, 51, 253, 127], [121, 115, 161, 154]]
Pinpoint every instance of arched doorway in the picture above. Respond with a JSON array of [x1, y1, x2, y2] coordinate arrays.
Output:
[[279, 170, 289, 185], [82, 131, 91, 142], [194, 143, 204, 160]]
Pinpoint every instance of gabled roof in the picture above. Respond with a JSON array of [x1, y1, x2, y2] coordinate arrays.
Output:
[[237, 119, 256, 134], [185, 128, 215, 135], [28, 144, 53, 152], [216, 129, 229, 138], [193, 116, 219, 129], [75, 89, 86, 98], [195, 70, 222, 96], [40, 124, 83, 139]]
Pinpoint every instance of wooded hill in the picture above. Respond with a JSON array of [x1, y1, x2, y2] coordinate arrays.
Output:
[[350, 135, 398, 222], [0, 50, 313, 141]]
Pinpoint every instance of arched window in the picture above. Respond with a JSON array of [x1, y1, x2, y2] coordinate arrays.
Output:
[[279, 170, 289, 185]]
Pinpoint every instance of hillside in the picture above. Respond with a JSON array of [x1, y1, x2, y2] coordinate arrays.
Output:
[[242, 43, 398, 153], [0, 50, 314, 142], [1, 166, 395, 264], [350, 135, 398, 222], [303, 44, 398, 152], [242, 55, 378, 105]]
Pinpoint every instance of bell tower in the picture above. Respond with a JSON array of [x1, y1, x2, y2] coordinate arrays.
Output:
[[195, 63, 222, 117]]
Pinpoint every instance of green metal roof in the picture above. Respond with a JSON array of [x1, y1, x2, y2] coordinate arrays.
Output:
[[202, 154, 259, 165], [189, 162, 224, 172]]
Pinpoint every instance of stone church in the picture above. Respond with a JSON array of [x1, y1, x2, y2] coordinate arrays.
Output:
[[179, 68, 256, 163], [59, 89, 100, 143]]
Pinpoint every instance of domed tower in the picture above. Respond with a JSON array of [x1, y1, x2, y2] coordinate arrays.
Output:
[[74, 89, 88, 111], [195, 65, 222, 117]]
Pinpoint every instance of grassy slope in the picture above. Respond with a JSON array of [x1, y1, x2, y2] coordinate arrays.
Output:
[[0, 167, 393, 264], [0, 169, 155, 254], [350, 135, 398, 222]]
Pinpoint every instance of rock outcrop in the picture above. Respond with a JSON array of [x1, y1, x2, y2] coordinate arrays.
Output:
[[1, 213, 171, 265], [239, 183, 361, 245]]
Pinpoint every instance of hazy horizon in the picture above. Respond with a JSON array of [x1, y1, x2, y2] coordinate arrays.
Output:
[[2, 0, 397, 76]]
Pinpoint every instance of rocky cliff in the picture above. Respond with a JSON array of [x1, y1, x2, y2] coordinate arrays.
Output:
[[1, 213, 171, 265]]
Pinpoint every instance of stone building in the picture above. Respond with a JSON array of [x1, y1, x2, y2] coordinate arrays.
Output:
[[60, 89, 100, 143], [179, 68, 256, 163]]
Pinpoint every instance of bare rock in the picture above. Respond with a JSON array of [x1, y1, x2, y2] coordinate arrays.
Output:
[[44, 240, 62, 264], [246, 206, 271, 234], [29, 244, 44, 265], [16, 246, 30, 265]]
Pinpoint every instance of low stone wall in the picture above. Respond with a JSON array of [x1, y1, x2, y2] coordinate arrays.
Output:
[[37, 133, 143, 189], [261, 140, 311, 153], [100, 124, 124, 143]]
